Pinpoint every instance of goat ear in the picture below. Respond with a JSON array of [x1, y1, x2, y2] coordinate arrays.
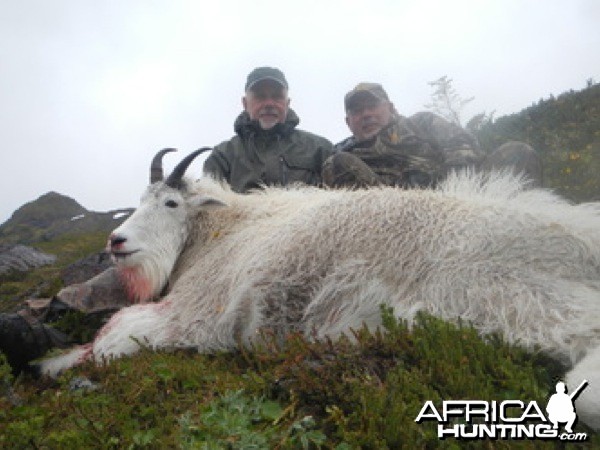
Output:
[[190, 195, 228, 210]]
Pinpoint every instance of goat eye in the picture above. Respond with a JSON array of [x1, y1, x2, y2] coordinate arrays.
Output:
[[165, 200, 178, 208]]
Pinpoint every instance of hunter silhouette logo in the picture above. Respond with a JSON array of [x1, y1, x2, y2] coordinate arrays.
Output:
[[546, 380, 588, 434], [415, 380, 589, 441]]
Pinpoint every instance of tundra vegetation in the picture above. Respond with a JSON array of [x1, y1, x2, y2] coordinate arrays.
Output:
[[4, 310, 597, 449]]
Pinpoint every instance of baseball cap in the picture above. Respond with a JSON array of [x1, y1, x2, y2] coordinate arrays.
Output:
[[245, 67, 288, 91], [344, 82, 390, 111]]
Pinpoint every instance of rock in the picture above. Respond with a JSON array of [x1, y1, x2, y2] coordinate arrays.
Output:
[[60, 252, 114, 286], [22, 298, 54, 319], [0, 245, 56, 275], [55, 267, 130, 314], [69, 376, 99, 392], [480, 141, 543, 187]]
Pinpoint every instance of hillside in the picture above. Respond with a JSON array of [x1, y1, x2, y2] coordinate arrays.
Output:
[[0, 192, 132, 312], [0, 191, 133, 246], [477, 82, 600, 202]]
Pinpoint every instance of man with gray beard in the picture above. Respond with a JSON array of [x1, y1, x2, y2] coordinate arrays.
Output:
[[203, 67, 333, 192]]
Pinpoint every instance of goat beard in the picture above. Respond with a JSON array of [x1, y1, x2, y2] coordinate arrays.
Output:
[[117, 263, 166, 303], [114, 244, 182, 303]]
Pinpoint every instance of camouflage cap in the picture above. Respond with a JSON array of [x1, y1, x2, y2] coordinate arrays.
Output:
[[245, 66, 288, 91], [344, 82, 390, 111]]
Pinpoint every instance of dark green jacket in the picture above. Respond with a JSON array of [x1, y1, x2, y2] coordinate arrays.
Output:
[[203, 109, 333, 193]]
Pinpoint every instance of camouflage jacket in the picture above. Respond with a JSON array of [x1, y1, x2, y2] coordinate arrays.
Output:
[[335, 112, 483, 187], [204, 109, 333, 193]]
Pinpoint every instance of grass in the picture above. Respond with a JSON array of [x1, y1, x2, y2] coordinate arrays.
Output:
[[1, 308, 596, 449]]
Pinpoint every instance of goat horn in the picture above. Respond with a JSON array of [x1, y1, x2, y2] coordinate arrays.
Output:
[[165, 147, 212, 189], [150, 148, 177, 184]]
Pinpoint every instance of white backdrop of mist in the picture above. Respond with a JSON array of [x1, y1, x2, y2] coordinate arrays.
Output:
[[1, 0, 598, 223]]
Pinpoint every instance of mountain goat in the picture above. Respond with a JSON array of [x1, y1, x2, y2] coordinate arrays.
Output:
[[40, 148, 600, 431]]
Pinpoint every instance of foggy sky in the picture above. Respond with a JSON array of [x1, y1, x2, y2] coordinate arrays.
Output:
[[1, 0, 598, 223]]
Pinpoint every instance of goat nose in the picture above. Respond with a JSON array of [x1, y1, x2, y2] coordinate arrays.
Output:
[[109, 233, 127, 249]]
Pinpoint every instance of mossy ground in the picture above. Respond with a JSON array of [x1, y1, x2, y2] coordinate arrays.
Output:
[[1, 309, 596, 449]]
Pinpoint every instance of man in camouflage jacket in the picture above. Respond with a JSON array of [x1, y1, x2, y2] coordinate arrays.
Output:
[[323, 83, 541, 189]]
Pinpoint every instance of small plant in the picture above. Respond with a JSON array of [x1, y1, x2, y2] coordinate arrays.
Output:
[[425, 75, 474, 126], [280, 415, 327, 449], [0, 352, 13, 386], [178, 389, 283, 449]]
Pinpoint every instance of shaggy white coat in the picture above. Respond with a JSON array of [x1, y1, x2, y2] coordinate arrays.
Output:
[[41, 170, 600, 430]]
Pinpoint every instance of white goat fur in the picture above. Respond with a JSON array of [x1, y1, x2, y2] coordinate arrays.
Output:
[[41, 169, 600, 430]]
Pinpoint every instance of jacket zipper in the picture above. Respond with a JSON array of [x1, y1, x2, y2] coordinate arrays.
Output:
[[278, 136, 288, 186], [280, 156, 289, 186]]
